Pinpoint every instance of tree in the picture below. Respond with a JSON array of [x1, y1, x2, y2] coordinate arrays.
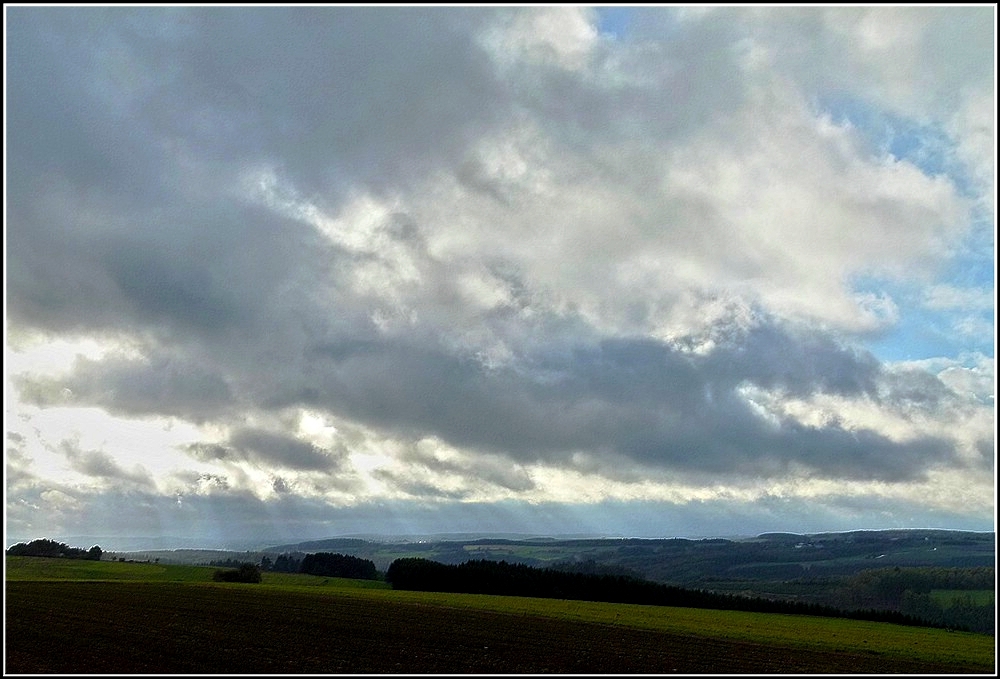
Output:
[[213, 564, 262, 583], [273, 553, 302, 573], [7, 539, 96, 560], [88, 545, 103, 561]]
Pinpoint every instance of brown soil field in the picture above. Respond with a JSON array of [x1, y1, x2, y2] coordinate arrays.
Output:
[[5, 581, 992, 673]]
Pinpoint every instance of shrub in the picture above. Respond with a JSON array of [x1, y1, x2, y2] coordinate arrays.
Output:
[[213, 564, 262, 583]]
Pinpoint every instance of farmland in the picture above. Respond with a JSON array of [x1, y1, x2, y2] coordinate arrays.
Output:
[[111, 529, 994, 633], [4, 554, 387, 589], [5, 557, 995, 674]]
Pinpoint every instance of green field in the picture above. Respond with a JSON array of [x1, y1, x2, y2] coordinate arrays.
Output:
[[5, 557, 995, 673], [4, 555, 388, 589], [930, 589, 996, 607]]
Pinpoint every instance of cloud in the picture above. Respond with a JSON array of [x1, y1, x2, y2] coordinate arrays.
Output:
[[936, 356, 995, 404], [58, 440, 155, 489], [481, 6, 599, 71], [381, 438, 536, 498], [5, 7, 994, 540], [6, 7, 980, 353], [923, 285, 995, 312], [32, 311, 955, 485], [184, 427, 345, 473], [4, 489, 992, 547], [14, 352, 234, 424]]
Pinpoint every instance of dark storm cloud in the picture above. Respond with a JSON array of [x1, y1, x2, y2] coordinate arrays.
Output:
[[15, 353, 234, 424], [184, 443, 238, 465], [16, 298, 956, 483], [228, 427, 345, 472], [7, 186, 351, 341], [5, 6, 505, 207], [973, 438, 995, 470], [5, 6, 502, 340], [98, 237, 247, 335], [876, 366, 951, 413], [298, 321, 952, 482], [703, 322, 883, 398], [184, 428, 344, 473], [168, 7, 503, 196], [58, 440, 154, 488]]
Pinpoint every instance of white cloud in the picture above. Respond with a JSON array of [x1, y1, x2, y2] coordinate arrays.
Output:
[[948, 87, 995, 216], [38, 488, 83, 514], [935, 355, 995, 402], [924, 284, 995, 312], [479, 6, 599, 71]]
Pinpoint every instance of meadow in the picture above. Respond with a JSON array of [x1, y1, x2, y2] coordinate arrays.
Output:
[[5, 556, 995, 673], [931, 589, 996, 607]]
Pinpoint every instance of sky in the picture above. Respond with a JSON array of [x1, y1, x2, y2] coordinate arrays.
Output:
[[4, 6, 996, 550]]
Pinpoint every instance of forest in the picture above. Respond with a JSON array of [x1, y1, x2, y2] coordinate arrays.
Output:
[[384, 557, 979, 631]]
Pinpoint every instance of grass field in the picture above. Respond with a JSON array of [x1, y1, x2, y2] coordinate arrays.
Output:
[[4, 555, 388, 588], [5, 557, 995, 673], [930, 589, 996, 607]]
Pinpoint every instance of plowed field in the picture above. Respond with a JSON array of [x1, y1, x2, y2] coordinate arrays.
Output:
[[5, 581, 992, 673]]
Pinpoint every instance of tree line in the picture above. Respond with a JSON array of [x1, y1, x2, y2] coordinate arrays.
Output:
[[299, 552, 378, 580], [211, 552, 378, 581], [385, 558, 966, 631], [6, 539, 102, 561]]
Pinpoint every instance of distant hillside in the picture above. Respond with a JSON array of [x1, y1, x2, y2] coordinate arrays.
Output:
[[260, 529, 994, 578], [112, 529, 994, 580], [104, 528, 994, 635]]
